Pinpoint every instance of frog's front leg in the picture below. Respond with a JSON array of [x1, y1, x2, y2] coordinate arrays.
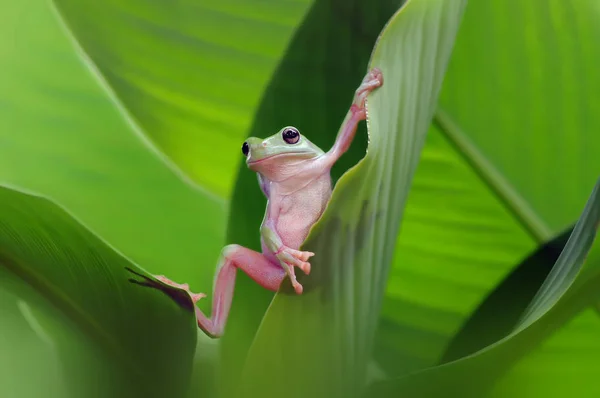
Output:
[[317, 68, 383, 168], [261, 224, 314, 294], [134, 245, 287, 338]]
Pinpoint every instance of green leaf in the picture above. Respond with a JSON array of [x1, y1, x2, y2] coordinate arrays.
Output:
[[0, 185, 196, 397], [1, 1, 232, 392], [367, 178, 600, 397], [441, 226, 573, 363], [0, 0, 224, 309], [440, 0, 600, 231], [220, 0, 405, 385], [51, 0, 313, 197], [236, 1, 467, 397], [375, 0, 600, 378]]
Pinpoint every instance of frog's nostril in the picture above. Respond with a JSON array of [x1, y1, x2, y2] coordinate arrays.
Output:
[[242, 142, 249, 156]]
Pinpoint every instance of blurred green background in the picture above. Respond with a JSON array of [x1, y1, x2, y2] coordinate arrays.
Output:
[[1, 0, 599, 397]]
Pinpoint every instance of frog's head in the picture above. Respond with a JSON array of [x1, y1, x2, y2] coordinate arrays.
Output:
[[242, 126, 324, 174]]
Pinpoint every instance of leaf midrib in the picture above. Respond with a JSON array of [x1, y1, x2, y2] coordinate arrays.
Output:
[[433, 107, 553, 244]]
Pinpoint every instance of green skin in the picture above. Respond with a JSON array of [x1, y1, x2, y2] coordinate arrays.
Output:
[[244, 133, 324, 163], [148, 68, 383, 338]]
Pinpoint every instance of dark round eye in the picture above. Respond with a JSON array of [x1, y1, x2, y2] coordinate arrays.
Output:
[[242, 141, 249, 156], [282, 127, 300, 144]]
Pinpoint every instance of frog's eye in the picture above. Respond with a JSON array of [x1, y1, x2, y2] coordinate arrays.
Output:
[[282, 127, 300, 144], [242, 141, 249, 156]]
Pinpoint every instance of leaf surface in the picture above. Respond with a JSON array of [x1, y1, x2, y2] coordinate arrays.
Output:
[[237, 1, 467, 397], [0, 0, 225, 306], [368, 179, 600, 397], [0, 186, 197, 397], [52, 0, 313, 197], [375, 0, 600, 381], [220, 0, 406, 385]]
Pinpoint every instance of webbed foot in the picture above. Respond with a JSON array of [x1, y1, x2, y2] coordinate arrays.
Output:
[[352, 67, 384, 116], [126, 267, 206, 304], [155, 275, 206, 303], [275, 246, 315, 294]]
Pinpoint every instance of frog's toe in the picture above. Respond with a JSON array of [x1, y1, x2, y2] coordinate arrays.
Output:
[[292, 281, 304, 295], [298, 261, 311, 275], [156, 276, 190, 290], [285, 254, 311, 274], [287, 248, 315, 262], [190, 292, 207, 303], [154, 275, 204, 303]]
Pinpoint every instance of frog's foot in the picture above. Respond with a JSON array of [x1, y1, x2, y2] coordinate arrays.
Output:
[[285, 248, 314, 275], [126, 268, 206, 310], [154, 275, 206, 303], [275, 247, 314, 294], [127, 274, 206, 304], [276, 246, 314, 276], [352, 67, 384, 116]]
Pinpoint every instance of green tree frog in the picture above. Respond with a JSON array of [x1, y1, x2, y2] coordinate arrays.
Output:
[[133, 68, 382, 338]]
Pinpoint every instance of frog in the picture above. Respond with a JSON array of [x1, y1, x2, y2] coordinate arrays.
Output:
[[131, 68, 383, 338]]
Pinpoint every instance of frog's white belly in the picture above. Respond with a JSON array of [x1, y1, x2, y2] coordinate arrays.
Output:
[[276, 174, 331, 250]]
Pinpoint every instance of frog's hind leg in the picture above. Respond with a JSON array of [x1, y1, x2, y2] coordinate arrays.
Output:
[[198, 244, 286, 337], [140, 244, 286, 338]]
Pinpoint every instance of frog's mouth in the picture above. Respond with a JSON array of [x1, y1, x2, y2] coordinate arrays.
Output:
[[247, 151, 317, 165]]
